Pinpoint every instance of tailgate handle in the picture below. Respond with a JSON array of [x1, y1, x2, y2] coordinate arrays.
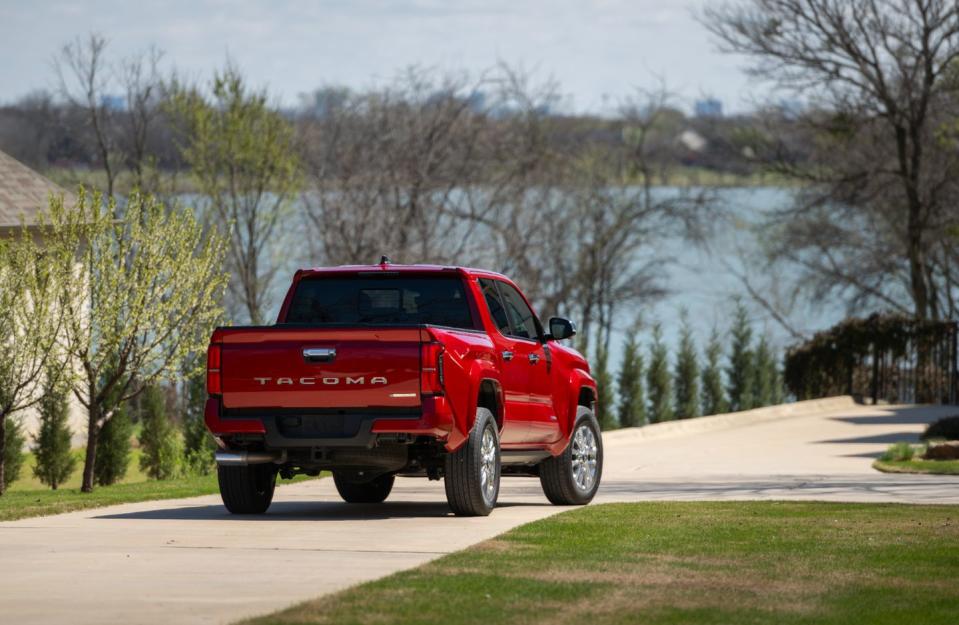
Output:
[[303, 347, 336, 363]]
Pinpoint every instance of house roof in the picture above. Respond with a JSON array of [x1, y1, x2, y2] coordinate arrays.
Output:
[[0, 149, 71, 227]]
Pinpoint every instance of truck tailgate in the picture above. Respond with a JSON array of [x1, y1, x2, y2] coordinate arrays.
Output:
[[217, 327, 427, 410]]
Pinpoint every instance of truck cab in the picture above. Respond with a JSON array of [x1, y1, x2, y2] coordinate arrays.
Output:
[[205, 262, 602, 516]]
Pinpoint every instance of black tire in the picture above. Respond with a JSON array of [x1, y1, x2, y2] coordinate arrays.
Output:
[[539, 407, 603, 505], [217, 463, 277, 514], [444, 407, 500, 516], [333, 472, 395, 503]]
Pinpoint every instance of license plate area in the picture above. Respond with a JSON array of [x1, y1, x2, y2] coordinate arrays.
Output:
[[277, 414, 361, 439]]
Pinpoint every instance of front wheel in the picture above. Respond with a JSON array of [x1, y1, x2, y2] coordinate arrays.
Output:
[[539, 407, 603, 505], [333, 472, 395, 503], [217, 463, 277, 514], [444, 407, 500, 516]]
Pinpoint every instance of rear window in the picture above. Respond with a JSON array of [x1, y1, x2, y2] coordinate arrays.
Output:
[[284, 275, 476, 329]]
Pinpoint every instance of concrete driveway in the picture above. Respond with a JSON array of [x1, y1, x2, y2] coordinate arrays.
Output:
[[1, 398, 956, 624]]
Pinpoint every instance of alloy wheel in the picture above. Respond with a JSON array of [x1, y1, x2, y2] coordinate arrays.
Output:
[[570, 423, 598, 492]]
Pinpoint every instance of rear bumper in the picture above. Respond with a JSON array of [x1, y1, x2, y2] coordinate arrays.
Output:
[[204, 396, 454, 448]]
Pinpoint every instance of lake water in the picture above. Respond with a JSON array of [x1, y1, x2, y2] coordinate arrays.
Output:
[[250, 186, 845, 372], [606, 186, 844, 370]]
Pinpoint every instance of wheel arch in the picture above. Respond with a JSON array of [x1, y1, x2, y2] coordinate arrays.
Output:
[[577, 385, 596, 412], [475, 377, 504, 432], [546, 369, 596, 456], [446, 361, 502, 453], [569, 369, 597, 423]]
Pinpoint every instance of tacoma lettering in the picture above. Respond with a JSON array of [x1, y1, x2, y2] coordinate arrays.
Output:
[[252, 376, 389, 385]]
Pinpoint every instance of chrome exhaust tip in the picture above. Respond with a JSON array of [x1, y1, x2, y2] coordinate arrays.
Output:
[[215, 450, 287, 466]]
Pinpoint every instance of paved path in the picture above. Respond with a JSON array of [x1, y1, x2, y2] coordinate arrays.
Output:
[[1, 399, 956, 624]]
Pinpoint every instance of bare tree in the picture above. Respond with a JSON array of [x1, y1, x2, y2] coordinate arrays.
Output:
[[465, 82, 710, 353], [118, 46, 164, 194], [557, 88, 709, 354], [54, 34, 172, 199], [56, 33, 117, 196], [452, 64, 577, 311], [300, 67, 493, 266], [563, 163, 707, 355], [170, 65, 301, 324], [299, 67, 709, 352], [704, 0, 959, 319]]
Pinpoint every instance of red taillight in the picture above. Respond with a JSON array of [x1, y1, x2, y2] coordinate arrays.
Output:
[[420, 342, 445, 396], [207, 343, 222, 395]]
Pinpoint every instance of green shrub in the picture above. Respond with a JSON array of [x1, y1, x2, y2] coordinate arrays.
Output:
[[138, 385, 181, 480], [2, 416, 26, 491], [753, 335, 776, 408], [31, 374, 76, 489], [700, 329, 728, 416], [880, 442, 918, 462], [726, 300, 755, 412], [616, 330, 645, 428], [182, 370, 216, 475], [922, 416, 959, 441], [674, 312, 700, 419], [594, 344, 617, 430], [646, 324, 673, 423], [94, 403, 133, 486], [183, 441, 215, 476]]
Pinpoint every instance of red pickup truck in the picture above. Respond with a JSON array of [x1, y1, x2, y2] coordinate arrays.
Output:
[[204, 261, 601, 516]]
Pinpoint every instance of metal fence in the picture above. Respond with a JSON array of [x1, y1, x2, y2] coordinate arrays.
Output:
[[785, 315, 958, 405]]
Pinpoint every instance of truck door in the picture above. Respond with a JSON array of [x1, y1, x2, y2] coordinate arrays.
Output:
[[494, 281, 560, 444], [478, 279, 532, 445]]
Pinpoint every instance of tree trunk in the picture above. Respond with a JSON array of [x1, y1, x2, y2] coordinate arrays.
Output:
[[897, 119, 929, 321], [0, 412, 6, 496], [907, 214, 929, 320], [90, 106, 114, 198], [81, 404, 99, 493]]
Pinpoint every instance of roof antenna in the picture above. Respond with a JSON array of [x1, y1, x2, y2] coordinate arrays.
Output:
[[379, 255, 392, 265]]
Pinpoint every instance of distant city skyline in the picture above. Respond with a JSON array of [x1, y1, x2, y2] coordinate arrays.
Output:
[[0, 0, 767, 114]]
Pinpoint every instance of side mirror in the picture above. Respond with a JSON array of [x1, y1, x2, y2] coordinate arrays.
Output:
[[548, 317, 576, 341]]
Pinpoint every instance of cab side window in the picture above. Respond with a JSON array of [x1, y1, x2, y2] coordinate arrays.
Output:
[[479, 279, 511, 336], [497, 282, 540, 341]]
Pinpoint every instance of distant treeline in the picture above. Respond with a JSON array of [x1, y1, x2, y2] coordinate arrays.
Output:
[[0, 67, 794, 185]]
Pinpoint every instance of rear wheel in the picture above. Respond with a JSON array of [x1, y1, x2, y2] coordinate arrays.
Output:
[[539, 407, 602, 505], [444, 407, 500, 516], [217, 463, 277, 514], [333, 471, 395, 503]]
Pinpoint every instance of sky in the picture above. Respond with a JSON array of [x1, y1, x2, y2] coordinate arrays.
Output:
[[0, 0, 762, 115]]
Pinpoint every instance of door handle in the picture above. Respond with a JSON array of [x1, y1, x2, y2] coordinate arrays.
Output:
[[528, 353, 540, 364], [501, 350, 514, 361]]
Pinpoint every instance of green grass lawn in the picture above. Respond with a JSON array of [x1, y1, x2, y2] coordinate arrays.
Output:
[[244, 501, 959, 625], [2, 452, 320, 521], [873, 459, 959, 475], [1, 473, 222, 521], [8, 449, 149, 492]]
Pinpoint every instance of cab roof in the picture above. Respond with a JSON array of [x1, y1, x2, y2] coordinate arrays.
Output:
[[295, 262, 511, 281]]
